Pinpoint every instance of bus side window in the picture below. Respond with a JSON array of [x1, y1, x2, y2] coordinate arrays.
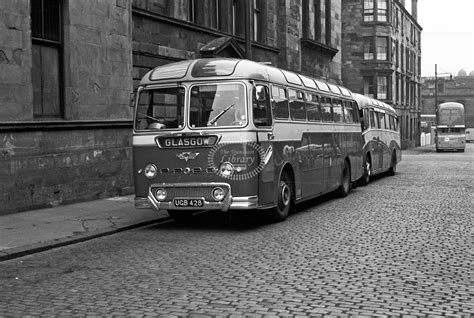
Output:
[[343, 101, 354, 123], [352, 102, 360, 123], [271, 86, 289, 119], [360, 108, 369, 131], [289, 89, 306, 120], [307, 94, 321, 121], [332, 99, 343, 123], [379, 112, 387, 129], [321, 97, 333, 122], [369, 109, 377, 128], [389, 115, 396, 131], [253, 85, 272, 127], [380, 113, 390, 129]]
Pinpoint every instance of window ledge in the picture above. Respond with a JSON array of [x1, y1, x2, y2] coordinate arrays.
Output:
[[300, 38, 338, 58], [361, 21, 392, 27], [0, 120, 133, 132]]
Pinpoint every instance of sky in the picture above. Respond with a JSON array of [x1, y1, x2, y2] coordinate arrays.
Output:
[[414, 0, 474, 76]]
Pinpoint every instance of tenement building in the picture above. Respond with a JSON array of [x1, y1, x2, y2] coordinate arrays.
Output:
[[341, 0, 422, 149], [0, 0, 344, 214]]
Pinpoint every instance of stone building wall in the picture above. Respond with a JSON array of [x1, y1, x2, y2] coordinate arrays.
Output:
[[0, 0, 33, 121], [0, 0, 133, 214]]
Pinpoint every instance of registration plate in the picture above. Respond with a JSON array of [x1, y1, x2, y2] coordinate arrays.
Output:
[[173, 198, 204, 208]]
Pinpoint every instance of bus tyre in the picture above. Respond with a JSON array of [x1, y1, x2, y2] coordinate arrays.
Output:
[[359, 155, 371, 186], [338, 161, 351, 198], [388, 152, 397, 176], [269, 171, 292, 222]]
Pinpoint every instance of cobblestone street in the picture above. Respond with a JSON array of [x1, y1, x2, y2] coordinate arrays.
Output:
[[1, 145, 473, 316]]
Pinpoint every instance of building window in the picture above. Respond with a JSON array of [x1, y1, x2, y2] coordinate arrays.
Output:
[[395, 73, 400, 103], [210, 0, 219, 29], [376, 37, 388, 60], [325, 0, 331, 45], [187, 0, 195, 23], [395, 7, 399, 29], [364, 0, 374, 22], [302, 0, 331, 46], [363, 37, 374, 60], [31, 0, 62, 118], [377, 0, 388, 22], [364, 0, 388, 23], [377, 76, 388, 100], [395, 40, 399, 67], [406, 47, 410, 72], [364, 76, 375, 98], [253, 0, 265, 42], [188, 0, 230, 31], [232, 0, 245, 37], [314, 0, 322, 42]]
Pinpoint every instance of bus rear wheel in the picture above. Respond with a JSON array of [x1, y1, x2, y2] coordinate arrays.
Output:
[[338, 160, 352, 197], [269, 171, 292, 222], [359, 155, 371, 186], [387, 151, 397, 176]]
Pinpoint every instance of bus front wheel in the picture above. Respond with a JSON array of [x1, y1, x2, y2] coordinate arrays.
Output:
[[269, 171, 292, 222]]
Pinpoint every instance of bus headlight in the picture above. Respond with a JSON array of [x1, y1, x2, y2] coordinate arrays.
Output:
[[144, 163, 158, 179], [212, 187, 225, 201], [218, 162, 234, 177], [155, 188, 167, 201]]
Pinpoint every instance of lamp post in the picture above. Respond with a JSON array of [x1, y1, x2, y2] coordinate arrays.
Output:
[[435, 64, 437, 112], [434, 64, 452, 116]]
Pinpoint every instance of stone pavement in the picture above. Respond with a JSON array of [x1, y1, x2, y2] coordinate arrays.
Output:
[[0, 195, 169, 262]]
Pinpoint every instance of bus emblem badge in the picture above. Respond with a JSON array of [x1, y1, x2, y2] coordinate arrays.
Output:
[[177, 152, 199, 162]]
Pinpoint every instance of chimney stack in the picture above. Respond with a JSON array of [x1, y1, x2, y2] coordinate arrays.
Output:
[[411, 0, 418, 20]]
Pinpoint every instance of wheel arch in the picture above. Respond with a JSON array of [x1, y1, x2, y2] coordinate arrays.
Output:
[[278, 162, 295, 200]]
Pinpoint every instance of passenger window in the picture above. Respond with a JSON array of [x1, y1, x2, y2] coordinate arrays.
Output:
[[369, 110, 378, 128], [253, 85, 272, 127], [289, 89, 306, 120], [271, 86, 289, 119], [332, 99, 343, 123], [343, 101, 354, 123], [389, 115, 396, 131], [361, 108, 370, 131], [352, 102, 360, 123], [307, 94, 321, 121], [321, 97, 333, 122], [378, 113, 387, 129]]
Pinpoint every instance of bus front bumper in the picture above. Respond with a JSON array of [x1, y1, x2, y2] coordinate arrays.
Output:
[[134, 182, 259, 212]]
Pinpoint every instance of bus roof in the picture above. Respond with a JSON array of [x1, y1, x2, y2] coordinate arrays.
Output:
[[139, 58, 353, 97], [438, 102, 464, 110], [351, 93, 397, 115]]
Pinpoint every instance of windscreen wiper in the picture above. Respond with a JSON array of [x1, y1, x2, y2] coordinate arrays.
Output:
[[207, 104, 235, 126], [138, 112, 161, 122]]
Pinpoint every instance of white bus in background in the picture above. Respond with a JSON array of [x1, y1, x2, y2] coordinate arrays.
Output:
[[435, 102, 466, 152]]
